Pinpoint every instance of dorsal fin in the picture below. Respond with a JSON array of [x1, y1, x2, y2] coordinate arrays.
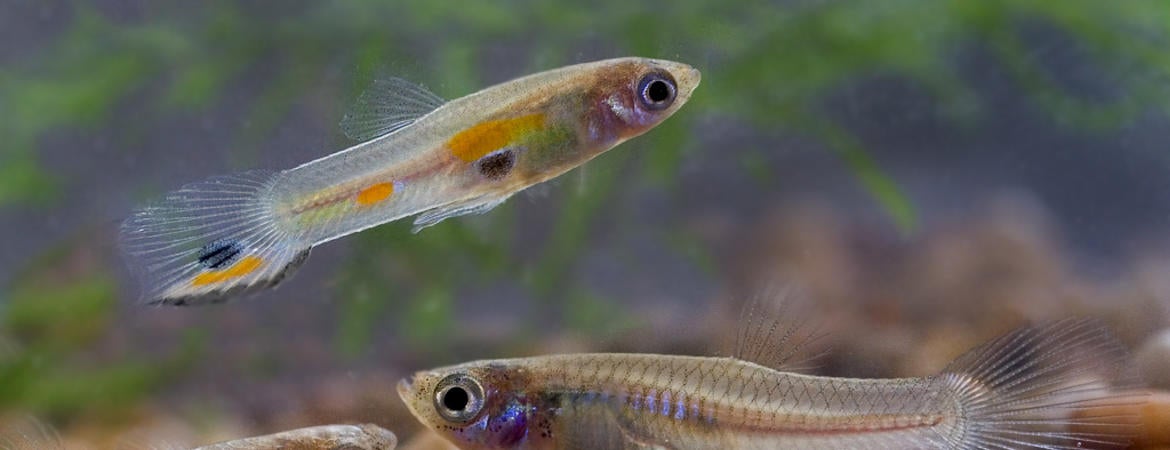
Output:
[[339, 77, 447, 142], [727, 284, 829, 373]]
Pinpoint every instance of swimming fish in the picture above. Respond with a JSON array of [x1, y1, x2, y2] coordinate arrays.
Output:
[[398, 319, 1143, 449], [192, 423, 397, 450], [120, 57, 700, 305], [0, 419, 397, 450]]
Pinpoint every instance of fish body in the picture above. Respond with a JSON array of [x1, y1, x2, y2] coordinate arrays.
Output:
[[120, 57, 700, 305], [194, 423, 397, 450], [399, 320, 1141, 449], [0, 420, 397, 450]]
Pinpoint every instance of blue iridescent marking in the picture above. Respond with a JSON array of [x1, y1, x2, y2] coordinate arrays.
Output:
[[661, 391, 671, 416], [647, 389, 658, 413], [690, 401, 700, 421], [632, 392, 643, 410], [490, 401, 529, 447], [675, 396, 686, 420]]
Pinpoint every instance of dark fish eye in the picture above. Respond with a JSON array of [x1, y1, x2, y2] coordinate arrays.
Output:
[[434, 373, 485, 423], [637, 71, 677, 111], [443, 386, 469, 410]]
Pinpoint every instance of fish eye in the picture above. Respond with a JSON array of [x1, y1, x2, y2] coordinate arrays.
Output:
[[636, 71, 677, 111], [433, 373, 485, 423]]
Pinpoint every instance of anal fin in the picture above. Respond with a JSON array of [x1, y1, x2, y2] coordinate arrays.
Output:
[[411, 193, 512, 233]]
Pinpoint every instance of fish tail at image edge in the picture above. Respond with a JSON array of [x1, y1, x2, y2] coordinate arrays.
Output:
[[937, 318, 1144, 450]]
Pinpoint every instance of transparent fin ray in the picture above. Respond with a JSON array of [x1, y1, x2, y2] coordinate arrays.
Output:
[[411, 193, 512, 233], [120, 170, 312, 305], [941, 318, 1145, 450], [562, 404, 670, 450], [728, 284, 828, 373], [339, 77, 446, 142], [0, 416, 62, 450]]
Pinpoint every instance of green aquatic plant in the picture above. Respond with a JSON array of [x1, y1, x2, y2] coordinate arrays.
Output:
[[0, 241, 203, 422]]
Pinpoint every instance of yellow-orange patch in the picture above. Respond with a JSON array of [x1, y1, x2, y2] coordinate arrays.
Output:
[[447, 114, 544, 162], [356, 182, 395, 206], [192, 255, 264, 286]]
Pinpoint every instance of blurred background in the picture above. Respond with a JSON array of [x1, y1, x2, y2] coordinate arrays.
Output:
[[3, 0, 1170, 448]]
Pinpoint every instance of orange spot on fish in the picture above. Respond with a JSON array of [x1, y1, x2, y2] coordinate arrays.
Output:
[[192, 255, 263, 286], [356, 182, 395, 206], [447, 114, 544, 162]]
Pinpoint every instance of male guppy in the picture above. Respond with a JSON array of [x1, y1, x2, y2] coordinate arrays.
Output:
[[120, 57, 700, 305], [400, 319, 1142, 449]]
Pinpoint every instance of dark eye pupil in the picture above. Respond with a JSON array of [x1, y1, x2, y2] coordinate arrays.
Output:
[[443, 387, 470, 411], [646, 80, 671, 103]]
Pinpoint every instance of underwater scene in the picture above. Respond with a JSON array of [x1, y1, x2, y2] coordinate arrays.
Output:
[[3, 1, 1170, 449]]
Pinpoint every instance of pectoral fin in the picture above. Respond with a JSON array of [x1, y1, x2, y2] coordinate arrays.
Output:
[[558, 404, 674, 450]]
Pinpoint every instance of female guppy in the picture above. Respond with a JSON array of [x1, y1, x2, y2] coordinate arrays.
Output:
[[0, 421, 397, 449], [120, 57, 700, 305], [400, 319, 1142, 449]]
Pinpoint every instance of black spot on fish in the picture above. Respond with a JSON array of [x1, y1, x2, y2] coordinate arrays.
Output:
[[153, 248, 312, 307], [197, 238, 243, 269], [476, 149, 516, 180]]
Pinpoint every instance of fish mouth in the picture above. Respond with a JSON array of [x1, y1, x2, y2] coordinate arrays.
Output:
[[396, 378, 413, 400], [397, 377, 428, 420], [681, 65, 701, 86], [653, 60, 701, 100], [680, 66, 701, 97]]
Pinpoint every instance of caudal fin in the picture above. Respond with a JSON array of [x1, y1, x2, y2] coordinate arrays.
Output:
[[0, 417, 61, 450], [120, 170, 311, 306], [941, 319, 1145, 450]]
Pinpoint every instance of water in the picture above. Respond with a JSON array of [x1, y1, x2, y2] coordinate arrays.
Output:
[[1, 1, 1169, 448]]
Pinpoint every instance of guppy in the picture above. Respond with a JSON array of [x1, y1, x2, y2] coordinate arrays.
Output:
[[0, 421, 397, 449], [120, 57, 700, 305], [399, 319, 1142, 449], [193, 424, 397, 450]]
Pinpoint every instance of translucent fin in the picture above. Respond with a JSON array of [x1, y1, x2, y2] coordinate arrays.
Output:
[[0, 416, 62, 450], [192, 424, 397, 449], [561, 405, 670, 450], [411, 193, 512, 233], [726, 284, 828, 373], [120, 170, 312, 306], [339, 77, 446, 142], [940, 318, 1145, 450]]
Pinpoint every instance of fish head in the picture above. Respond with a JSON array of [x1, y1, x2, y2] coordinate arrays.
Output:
[[399, 361, 534, 450], [578, 57, 701, 152]]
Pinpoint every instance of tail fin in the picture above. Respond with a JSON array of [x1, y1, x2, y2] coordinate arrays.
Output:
[[940, 319, 1144, 450], [0, 416, 61, 450], [120, 170, 311, 306]]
